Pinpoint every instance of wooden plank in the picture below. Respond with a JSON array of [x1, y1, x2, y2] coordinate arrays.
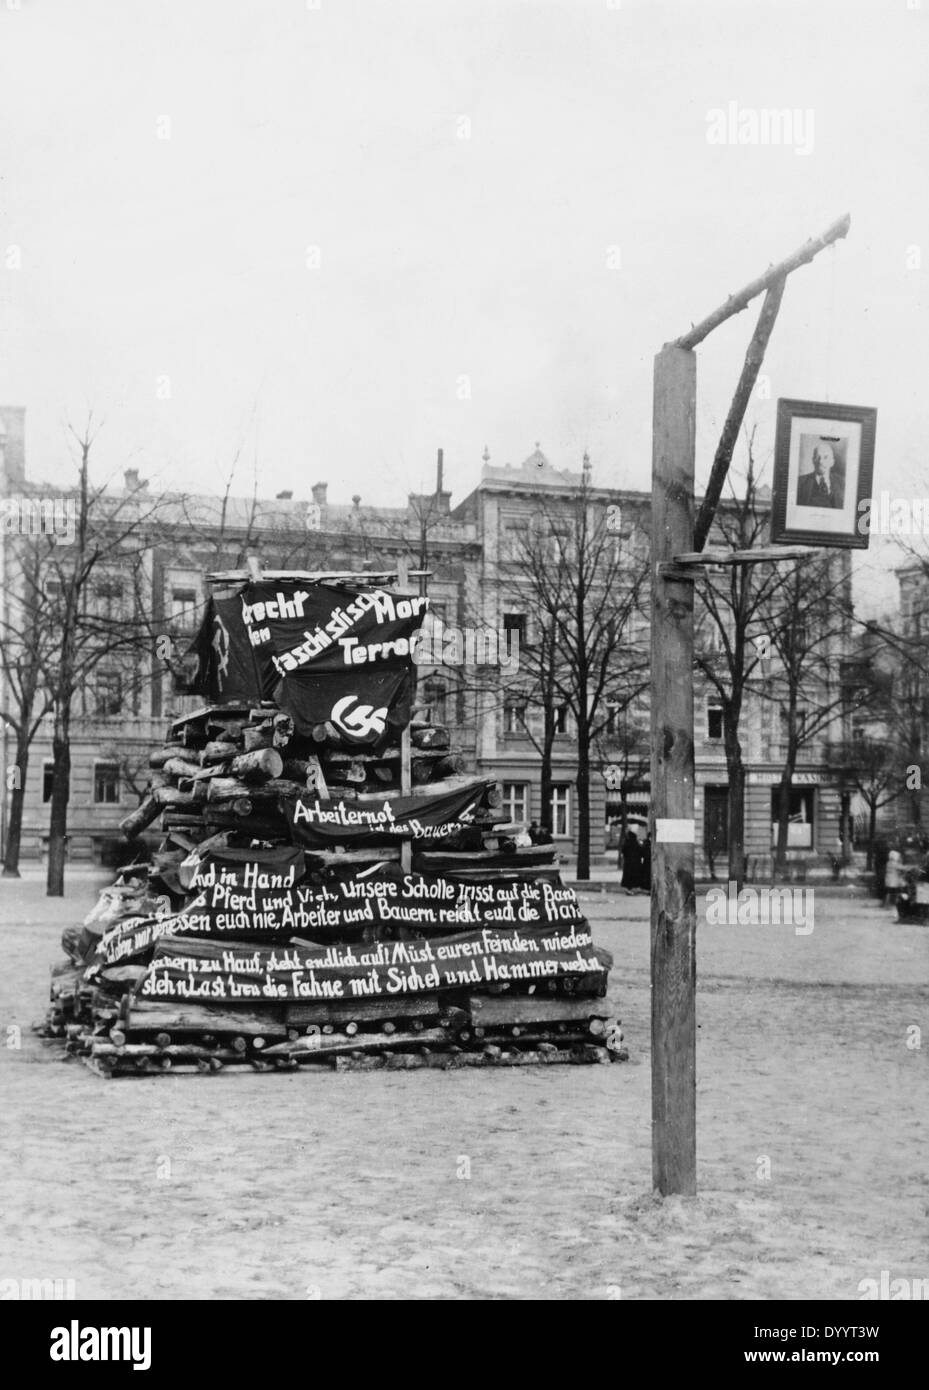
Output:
[[300, 846, 400, 868], [431, 865, 562, 884], [400, 724, 412, 874], [348, 773, 494, 804], [414, 845, 555, 867], [332, 1045, 614, 1071], [650, 343, 697, 1197], [668, 545, 817, 568], [127, 1003, 287, 1037], [263, 1028, 448, 1058], [285, 996, 439, 1026], [206, 570, 399, 583], [467, 995, 611, 1027]]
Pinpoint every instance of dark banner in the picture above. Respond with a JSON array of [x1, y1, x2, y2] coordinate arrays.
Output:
[[278, 665, 413, 742], [239, 581, 428, 741], [181, 581, 429, 741], [182, 595, 264, 703], [139, 922, 603, 1004], [239, 582, 429, 676], [284, 784, 488, 844], [180, 846, 305, 890], [100, 873, 588, 963]]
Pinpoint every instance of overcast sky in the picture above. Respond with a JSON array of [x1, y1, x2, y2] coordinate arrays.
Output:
[[1, 0, 926, 606]]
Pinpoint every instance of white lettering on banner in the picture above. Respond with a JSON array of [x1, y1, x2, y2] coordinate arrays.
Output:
[[244, 587, 430, 672], [241, 589, 311, 626], [294, 798, 397, 827]]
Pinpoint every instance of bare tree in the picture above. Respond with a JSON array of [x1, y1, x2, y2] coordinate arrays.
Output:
[[0, 526, 57, 875], [695, 433, 791, 888], [828, 735, 904, 868], [41, 416, 178, 896], [489, 472, 649, 878], [759, 552, 854, 874]]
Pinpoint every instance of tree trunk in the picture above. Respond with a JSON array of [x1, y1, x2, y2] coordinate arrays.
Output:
[[2, 728, 31, 877], [866, 800, 877, 871], [840, 791, 851, 862], [575, 719, 590, 881], [46, 714, 72, 898], [774, 690, 799, 877], [774, 775, 792, 877], [539, 712, 555, 837], [724, 723, 746, 890]]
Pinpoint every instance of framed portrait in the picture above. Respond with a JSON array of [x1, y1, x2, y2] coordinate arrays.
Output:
[[770, 398, 877, 549]]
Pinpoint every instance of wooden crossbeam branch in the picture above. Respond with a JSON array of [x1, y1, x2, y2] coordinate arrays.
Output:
[[206, 569, 399, 584], [693, 276, 786, 552], [672, 212, 850, 350]]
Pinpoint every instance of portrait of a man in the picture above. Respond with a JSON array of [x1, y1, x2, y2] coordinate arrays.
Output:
[[796, 440, 845, 508]]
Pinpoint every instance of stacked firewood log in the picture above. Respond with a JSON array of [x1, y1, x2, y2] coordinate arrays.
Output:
[[39, 699, 626, 1076]]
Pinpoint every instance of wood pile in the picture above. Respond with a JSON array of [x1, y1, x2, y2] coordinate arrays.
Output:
[[39, 700, 626, 1076]]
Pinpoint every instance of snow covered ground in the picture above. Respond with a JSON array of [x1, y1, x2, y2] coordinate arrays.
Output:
[[1, 875, 926, 1300]]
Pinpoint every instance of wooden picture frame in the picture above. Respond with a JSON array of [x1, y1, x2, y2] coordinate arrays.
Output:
[[770, 398, 877, 549]]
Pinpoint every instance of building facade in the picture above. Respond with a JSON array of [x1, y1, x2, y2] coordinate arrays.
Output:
[[0, 409, 860, 872]]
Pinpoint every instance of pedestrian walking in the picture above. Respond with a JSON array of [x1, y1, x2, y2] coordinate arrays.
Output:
[[885, 842, 904, 907], [621, 829, 643, 891]]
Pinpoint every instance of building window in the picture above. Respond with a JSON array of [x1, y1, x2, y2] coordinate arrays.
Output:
[[770, 787, 814, 849], [170, 588, 199, 628], [43, 762, 55, 803], [550, 786, 571, 837], [502, 613, 527, 644], [94, 579, 123, 617], [93, 763, 120, 804], [422, 676, 447, 725], [707, 704, 723, 740], [503, 701, 525, 735], [501, 782, 529, 824], [555, 704, 569, 735], [606, 703, 620, 736], [94, 670, 123, 717], [503, 525, 528, 560]]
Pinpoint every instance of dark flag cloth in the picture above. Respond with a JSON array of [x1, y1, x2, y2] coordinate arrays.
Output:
[[277, 666, 414, 742], [178, 844, 306, 891], [240, 580, 428, 741], [184, 580, 428, 743], [180, 595, 265, 703], [283, 783, 489, 845]]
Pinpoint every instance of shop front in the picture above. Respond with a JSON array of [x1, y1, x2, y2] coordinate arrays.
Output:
[[696, 769, 844, 880]]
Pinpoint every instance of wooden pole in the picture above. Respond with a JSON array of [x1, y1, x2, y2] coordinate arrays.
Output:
[[650, 345, 697, 1196], [400, 725, 412, 872]]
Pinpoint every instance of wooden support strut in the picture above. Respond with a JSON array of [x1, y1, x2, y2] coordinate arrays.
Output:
[[693, 276, 786, 553], [658, 545, 817, 579]]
